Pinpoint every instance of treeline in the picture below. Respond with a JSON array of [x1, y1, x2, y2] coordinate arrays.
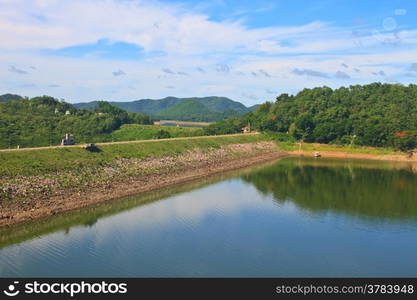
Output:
[[241, 159, 417, 219], [0, 96, 151, 148], [206, 83, 417, 150]]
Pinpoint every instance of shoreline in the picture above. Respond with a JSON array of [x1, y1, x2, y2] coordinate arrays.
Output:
[[0, 146, 288, 228], [289, 150, 417, 162]]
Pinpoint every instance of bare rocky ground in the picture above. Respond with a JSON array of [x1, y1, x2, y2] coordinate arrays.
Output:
[[0, 142, 287, 227]]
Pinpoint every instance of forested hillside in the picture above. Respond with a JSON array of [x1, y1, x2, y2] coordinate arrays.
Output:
[[207, 83, 417, 150], [0, 96, 151, 149], [155, 99, 245, 121]]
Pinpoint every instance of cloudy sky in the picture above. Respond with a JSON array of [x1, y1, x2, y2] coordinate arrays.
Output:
[[1, 0, 417, 105]]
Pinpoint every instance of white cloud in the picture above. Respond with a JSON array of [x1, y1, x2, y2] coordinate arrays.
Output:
[[112, 69, 126, 77], [1, 0, 417, 104], [0, 0, 358, 55], [335, 71, 350, 79], [292, 68, 330, 78], [8, 65, 28, 74]]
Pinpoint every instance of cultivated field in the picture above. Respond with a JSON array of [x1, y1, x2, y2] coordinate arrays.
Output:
[[153, 120, 212, 127]]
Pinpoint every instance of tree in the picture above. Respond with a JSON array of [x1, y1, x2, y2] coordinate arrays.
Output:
[[393, 132, 417, 152], [153, 129, 171, 139]]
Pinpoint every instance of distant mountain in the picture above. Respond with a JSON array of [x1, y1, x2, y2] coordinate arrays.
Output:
[[156, 99, 212, 120], [74, 97, 179, 115], [0, 93, 24, 102], [74, 96, 256, 122], [248, 104, 260, 112]]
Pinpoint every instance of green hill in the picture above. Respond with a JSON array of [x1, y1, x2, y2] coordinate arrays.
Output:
[[206, 83, 417, 150], [0, 93, 24, 103], [154, 98, 249, 121], [74, 96, 254, 122], [0, 96, 151, 149], [248, 104, 260, 112], [193, 96, 248, 113], [74, 97, 181, 115], [156, 99, 213, 121]]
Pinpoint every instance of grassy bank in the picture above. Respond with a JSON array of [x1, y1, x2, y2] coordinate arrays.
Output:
[[0, 134, 268, 177], [111, 124, 204, 141]]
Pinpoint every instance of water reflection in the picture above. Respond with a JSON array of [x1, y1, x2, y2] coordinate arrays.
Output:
[[0, 165, 268, 249], [242, 158, 417, 220]]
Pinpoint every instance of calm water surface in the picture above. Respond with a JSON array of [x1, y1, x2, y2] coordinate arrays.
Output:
[[1, 157, 417, 277]]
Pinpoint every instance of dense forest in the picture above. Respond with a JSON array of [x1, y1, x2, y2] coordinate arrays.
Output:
[[206, 83, 417, 150], [0, 96, 151, 148]]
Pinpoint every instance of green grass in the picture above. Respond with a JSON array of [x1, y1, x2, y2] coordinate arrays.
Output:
[[277, 141, 400, 155], [0, 134, 269, 177], [111, 124, 204, 141]]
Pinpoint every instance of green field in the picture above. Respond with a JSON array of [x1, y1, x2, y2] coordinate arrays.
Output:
[[0, 134, 269, 177], [111, 124, 204, 141]]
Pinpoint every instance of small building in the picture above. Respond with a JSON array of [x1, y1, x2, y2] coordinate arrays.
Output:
[[241, 123, 251, 133], [65, 110, 71, 115], [61, 133, 75, 145], [84, 143, 99, 152]]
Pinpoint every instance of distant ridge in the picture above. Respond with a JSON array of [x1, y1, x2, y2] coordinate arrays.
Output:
[[74, 96, 258, 122], [0, 93, 258, 122]]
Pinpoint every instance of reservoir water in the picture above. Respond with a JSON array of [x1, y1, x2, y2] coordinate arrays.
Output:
[[1, 157, 417, 277]]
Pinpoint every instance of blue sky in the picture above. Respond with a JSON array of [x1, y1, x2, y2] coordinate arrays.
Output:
[[1, 0, 416, 105], [168, 0, 414, 27]]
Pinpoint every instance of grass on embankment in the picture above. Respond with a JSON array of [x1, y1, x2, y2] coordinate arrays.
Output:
[[111, 124, 204, 141], [277, 141, 400, 155], [1, 133, 407, 178], [0, 134, 269, 177]]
